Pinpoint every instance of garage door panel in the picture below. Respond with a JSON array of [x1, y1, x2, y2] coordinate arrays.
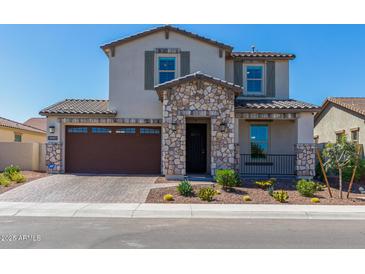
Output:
[[65, 126, 161, 174]]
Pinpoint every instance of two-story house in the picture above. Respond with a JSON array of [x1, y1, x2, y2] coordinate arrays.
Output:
[[40, 25, 319, 179]]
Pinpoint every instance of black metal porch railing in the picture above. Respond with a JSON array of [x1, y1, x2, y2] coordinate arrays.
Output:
[[240, 154, 296, 176]]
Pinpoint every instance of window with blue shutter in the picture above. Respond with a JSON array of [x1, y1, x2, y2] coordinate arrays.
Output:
[[247, 66, 263, 93]]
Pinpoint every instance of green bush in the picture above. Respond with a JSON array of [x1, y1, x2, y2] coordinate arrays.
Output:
[[215, 169, 240, 190], [3, 165, 20, 178], [342, 159, 365, 182], [198, 187, 216, 202], [176, 180, 193, 197], [296, 179, 317, 197], [0, 174, 11, 187], [315, 182, 325, 191], [267, 185, 275, 196], [255, 180, 274, 190], [272, 190, 289, 203], [10, 173, 26, 183], [163, 194, 174, 201]]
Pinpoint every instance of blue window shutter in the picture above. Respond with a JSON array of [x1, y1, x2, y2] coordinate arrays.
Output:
[[144, 51, 155, 90], [266, 61, 276, 97], [234, 60, 243, 87], [180, 51, 190, 76]]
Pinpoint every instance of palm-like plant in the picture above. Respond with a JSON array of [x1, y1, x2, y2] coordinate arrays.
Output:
[[322, 135, 357, 199]]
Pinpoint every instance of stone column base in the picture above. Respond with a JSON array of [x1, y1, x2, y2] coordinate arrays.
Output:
[[45, 143, 64, 174], [295, 143, 315, 179]]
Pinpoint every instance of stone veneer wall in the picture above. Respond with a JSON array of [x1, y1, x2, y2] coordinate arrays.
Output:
[[161, 80, 236, 178], [45, 143, 63, 173], [295, 143, 315, 178], [234, 143, 240, 173]]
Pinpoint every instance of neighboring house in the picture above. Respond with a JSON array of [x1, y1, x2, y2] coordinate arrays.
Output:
[[314, 97, 365, 158], [0, 117, 46, 143], [24, 117, 47, 132], [40, 25, 319, 179]]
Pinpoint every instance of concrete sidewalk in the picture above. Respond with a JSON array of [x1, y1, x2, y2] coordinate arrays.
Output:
[[2, 202, 365, 220]]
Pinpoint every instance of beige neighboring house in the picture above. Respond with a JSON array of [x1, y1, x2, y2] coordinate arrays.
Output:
[[0, 117, 46, 143], [314, 97, 365, 158], [40, 25, 319, 178], [24, 117, 47, 132]]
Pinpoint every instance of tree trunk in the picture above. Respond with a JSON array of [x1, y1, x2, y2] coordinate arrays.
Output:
[[339, 168, 343, 199]]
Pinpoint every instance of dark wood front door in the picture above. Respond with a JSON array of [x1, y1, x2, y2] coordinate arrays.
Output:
[[186, 124, 207, 173]]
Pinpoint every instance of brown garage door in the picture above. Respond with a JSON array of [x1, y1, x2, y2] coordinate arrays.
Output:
[[65, 126, 161, 174]]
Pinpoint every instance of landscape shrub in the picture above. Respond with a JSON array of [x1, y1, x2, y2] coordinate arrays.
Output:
[[242, 195, 252, 202], [215, 169, 240, 190], [272, 190, 289, 203], [267, 185, 275, 196], [0, 174, 11, 187], [296, 179, 317, 197], [198, 187, 216, 202], [163, 194, 174, 201], [176, 180, 193, 197], [311, 197, 320, 203], [342, 159, 365, 182], [10, 173, 26, 183], [3, 165, 20, 179], [315, 182, 325, 191], [255, 180, 274, 190]]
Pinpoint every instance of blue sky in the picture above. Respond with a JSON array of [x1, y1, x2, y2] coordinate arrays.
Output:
[[0, 24, 364, 122]]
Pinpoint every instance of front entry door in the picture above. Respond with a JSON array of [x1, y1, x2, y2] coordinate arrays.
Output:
[[186, 123, 207, 173]]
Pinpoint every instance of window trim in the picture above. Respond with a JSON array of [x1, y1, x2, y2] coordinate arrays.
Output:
[[244, 64, 266, 95], [350, 128, 359, 143], [156, 54, 179, 85]]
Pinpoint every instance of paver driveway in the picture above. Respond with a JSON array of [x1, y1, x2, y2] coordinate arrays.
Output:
[[0, 175, 158, 203]]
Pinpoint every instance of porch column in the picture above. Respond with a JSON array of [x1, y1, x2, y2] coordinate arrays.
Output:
[[45, 117, 64, 174], [234, 118, 240, 173], [295, 112, 315, 179]]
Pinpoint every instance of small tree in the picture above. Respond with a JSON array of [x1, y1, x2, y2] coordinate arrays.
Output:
[[322, 135, 357, 199]]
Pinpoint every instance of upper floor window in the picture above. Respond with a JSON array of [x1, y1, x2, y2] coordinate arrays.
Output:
[[14, 133, 22, 142], [246, 65, 263, 93], [158, 57, 176, 84], [336, 130, 345, 142], [250, 125, 268, 158], [351, 128, 359, 143]]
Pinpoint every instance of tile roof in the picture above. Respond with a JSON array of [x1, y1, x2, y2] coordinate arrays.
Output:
[[235, 99, 319, 112], [0, 117, 46, 134], [154, 72, 243, 97], [101, 25, 233, 52], [39, 99, 117, 116], [24, 117, 47, 131], [317, 97, 365, 119], [231, 52, 295, 60]]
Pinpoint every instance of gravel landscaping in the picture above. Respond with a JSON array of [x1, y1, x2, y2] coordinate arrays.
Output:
[[146, 179, 365, 205], [0, 171, 48, 194]]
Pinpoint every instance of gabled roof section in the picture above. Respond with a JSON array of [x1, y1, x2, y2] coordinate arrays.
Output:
[[24, 117, 47, 131], [231, 52, 296, 61], [315, 97, 365, 121], [39, 99, 117, 116], [235, 99, 319, 112], [154, 72, 242, 100], [0, 117, 46, 134], [101, 25, 233, 52]]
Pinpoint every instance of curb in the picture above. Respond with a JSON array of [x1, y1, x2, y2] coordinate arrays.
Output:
[[1, 202, 365, 220]]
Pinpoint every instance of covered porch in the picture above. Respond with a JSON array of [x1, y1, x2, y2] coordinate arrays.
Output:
[[234, 100, 319, 178]]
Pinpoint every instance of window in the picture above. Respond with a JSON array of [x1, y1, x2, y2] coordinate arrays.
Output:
[[14, 134, 22, 142], [91, 127, 112, 134], [246, 66, 263, 93], [250, 125, 268, 157], [351, 129, 359, 143], [140, 128, 160, 135], [158, 57, 176, 84], [336, 131, 345, 142], [68, 127, 88, 134], [116, 128, 136, 134]]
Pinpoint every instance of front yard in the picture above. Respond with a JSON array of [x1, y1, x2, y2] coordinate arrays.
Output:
[[146, 178, 365, 205], [0, 169, 48, 194]]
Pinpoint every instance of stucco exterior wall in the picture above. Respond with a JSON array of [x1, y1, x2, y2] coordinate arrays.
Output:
[[0, 127, 45, 143], [295, 112, 315, 144], [314, 104, 365, 145], [109, 31, 226, 119], [0, 142, 44, 171], [238, 119, 297, 154]]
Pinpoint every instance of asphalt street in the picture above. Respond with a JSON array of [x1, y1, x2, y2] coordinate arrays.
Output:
[[1, 217, 365, 248]]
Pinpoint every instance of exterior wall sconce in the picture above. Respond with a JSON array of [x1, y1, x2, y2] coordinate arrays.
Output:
[[49, 126, 55, 134], [219, 122, 227, 132]]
